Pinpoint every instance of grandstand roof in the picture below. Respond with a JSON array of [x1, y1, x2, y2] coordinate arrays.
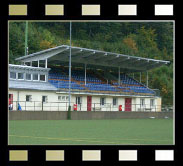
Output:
[[9, 80, 57, 91], [16, 45, 170, 72]]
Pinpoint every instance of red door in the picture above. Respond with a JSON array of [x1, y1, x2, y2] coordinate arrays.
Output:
[[9, 94, 13, 110], [87, 96, 92, 111], [125, 98, 132, 111], [9, 94, 13, 104]]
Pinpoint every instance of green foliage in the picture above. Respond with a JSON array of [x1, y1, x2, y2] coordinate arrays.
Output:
[[9, 22, 173, 105]]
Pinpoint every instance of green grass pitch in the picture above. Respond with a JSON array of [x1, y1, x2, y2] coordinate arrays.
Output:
[[9, 119, 173, 145]]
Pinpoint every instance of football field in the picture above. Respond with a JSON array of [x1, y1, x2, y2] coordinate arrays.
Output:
[[9, 119, 173, 145]]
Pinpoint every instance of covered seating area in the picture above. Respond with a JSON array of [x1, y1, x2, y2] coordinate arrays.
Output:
[[16, 45, 170, 96]]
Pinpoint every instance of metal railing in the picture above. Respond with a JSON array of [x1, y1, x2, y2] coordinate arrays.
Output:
[[9, 101, 173, 112], [151, 89, 160, 96], [161, 105, 173, 112]]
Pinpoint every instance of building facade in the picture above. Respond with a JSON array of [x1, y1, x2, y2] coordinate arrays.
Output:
[[9, 45, 168, 112], [9, 64, 162, 112]]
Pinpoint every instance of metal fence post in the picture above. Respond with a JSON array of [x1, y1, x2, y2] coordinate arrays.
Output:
[[16, 101, 18, 111], [42, 101, 43, 111], [34, 101, 35, 111]]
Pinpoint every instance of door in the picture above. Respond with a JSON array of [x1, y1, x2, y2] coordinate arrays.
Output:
[[87, 96, 92, 111], [76, 96, 82, 111], [9, 94, 13, 110], [125, 98, 132, 111]]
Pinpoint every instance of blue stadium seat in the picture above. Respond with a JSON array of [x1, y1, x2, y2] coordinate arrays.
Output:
[[48, 68, 155, 94]]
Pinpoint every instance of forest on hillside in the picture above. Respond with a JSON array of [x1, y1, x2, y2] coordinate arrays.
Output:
[[9, 22, 174, 105]]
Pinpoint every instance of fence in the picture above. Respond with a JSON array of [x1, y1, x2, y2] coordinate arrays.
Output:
[[9, 101, 173, 112]]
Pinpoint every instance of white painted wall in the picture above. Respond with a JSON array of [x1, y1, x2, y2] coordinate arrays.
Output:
[[9, 90, 70, 111], [9, 89, 161, 112]]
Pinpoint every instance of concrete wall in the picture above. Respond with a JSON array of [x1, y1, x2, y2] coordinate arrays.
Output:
[[9, 111, 173, 120], [157, 97, 162, 112]]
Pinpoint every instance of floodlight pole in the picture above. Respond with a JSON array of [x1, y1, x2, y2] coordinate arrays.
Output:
[[146, 71, 149, 87], [118, 67, 120, 85], [67, 21, 72, 120], [25, 21, 28, 56], [85, 63, 87, 85]]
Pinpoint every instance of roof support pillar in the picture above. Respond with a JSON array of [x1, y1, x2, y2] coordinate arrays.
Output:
[[118, 67, 120, 85], [146, 71, 148, 87], [85, 63, 87, 85], [30, 61, 32, 66], [38, 60, 39, 68], [140, 72, 141, 83]]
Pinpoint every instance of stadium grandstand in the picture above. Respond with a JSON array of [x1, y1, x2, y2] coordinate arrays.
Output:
[[9, 45, 169, 112]]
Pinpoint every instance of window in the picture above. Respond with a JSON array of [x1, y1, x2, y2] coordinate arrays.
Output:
[[42, 96, 48, 103], [58, 96, 62, 101], [26, 73, 31, 80], [140, 98, 145, 106], [10, 72, 16, 79], [18, 73, 24, 80], [100, 97, 106, 106], [58, 96, 65, 101], [58, 96, 68, 101], [113, 98, 117, 106], [39, 60, 46, 68], [150, 99, 155, 107], [26, 95, 32, 102], [66, 96, 69, 101], [32, 61, 38, 67], [62, 96, 66, 101], [76, 96, 82, 104], [40, 75, 46, 81], [33, 74, 38, 81]]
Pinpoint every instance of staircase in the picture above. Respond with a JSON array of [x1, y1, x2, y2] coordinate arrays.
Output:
[[90, 70, 107, 83], [72, 80, 89, 90], [111, 80, 134, 94]]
